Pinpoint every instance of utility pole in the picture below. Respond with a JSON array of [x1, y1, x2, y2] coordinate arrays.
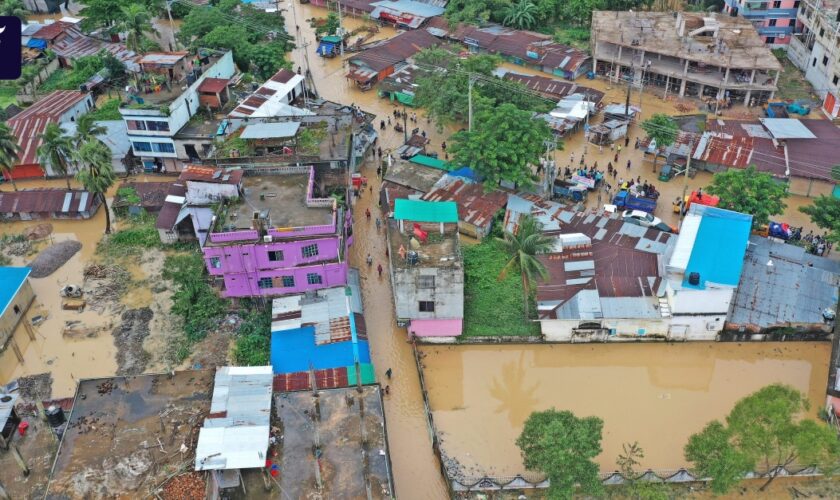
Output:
[[624, 62, 633, 120], [300, 38, 319, 98], [468, 76, 475, 132], [337, 0, 345, 57], [402, 106, 408, 143], [680, 138, 694, 222]]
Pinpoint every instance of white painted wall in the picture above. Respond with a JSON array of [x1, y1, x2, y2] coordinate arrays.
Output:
[[185, 181, 239, 205]]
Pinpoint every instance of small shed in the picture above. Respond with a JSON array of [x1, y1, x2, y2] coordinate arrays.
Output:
[[588, 119, 628, 145], [195, 366, 273, 494], [317, 35, 343, 58], [197, 77, 230, 110]]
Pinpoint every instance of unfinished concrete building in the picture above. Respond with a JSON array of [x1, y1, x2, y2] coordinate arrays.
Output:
[[591, 12, 782, 105]]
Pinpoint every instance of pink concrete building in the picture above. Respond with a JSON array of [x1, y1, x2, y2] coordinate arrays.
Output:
[[202, 166, 352, 298]]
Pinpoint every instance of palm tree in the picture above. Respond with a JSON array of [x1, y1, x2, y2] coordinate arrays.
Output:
[[0, 123, 22, 191], [498, 214, 554, 313], [75, 115, 107, 149], [37, 123, 75, 190], [119, 4, 154, 54], [502, 0, 537, 30], [76, 141, 116, 234]]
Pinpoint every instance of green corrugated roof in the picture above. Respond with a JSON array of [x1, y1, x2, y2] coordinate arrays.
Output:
[[409, 154, 449, 170], [347, 363, 376, 385], [394, 199, 458, 223], [320, 35, 343, 43]]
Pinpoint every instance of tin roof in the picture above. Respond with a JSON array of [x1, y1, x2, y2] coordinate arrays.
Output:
[[730, 236, 840, 329], [155, 183, 187, 230], [229, 68, 311, 119], [139, 51, 189, 66], [423, 176, 508, 230], [177, 165, 244, 185], [195, 366, 273, 471], [760, 118, 817, 139], [32, 21, 73, 40], [49, 27, 138, 71], [383, 160, 445, 192], [8, 90, 89, 169], [239, 122, 301, 139], [0, 188, 97, 215], [271, 287, 362, 345], [197, 77, 230, 94], [500, 71, 604, 103], [349, 29, 439, 73]]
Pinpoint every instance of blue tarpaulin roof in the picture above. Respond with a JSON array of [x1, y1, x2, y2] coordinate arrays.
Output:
[[448, 167, 478, 181], [27, 38, 47, 49], [0, 267, 31, 316], [270, 327, 371, 374]]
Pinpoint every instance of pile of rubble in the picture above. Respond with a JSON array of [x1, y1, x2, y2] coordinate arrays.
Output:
[[28, 241, 82, 278], [83, 264, 131, 312], [161, 472, 205, 500]]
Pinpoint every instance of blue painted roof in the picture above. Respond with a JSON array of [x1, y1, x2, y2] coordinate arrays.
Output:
[[270, 326, 371, 374], [0, 267, 31, 316], [683, 207, 752, 289]]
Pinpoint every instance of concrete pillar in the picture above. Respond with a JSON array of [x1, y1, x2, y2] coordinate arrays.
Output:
[[773, 70, 781, 87], [9, 339, 22, 363], [698, 84, 705, 97], [679, 78, 687, 96], [683, 59, 689, 76], [744, 90, 752, 106], [617, 45, 623, 62], [723, 67, 730, 84], [749, 69, 756, 84]]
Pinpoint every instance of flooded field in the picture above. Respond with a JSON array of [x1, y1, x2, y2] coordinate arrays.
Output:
[[420, 342, 831, 480]]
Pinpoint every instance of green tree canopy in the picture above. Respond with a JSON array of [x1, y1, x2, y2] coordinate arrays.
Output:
[[449, 102, 551, 189], [706, 165, 789, 228], [640, 113, 678, 173], [413, 49, 551, 128], [800, 196, 840, 244], [517, 408, 604, 498], [685, 384, 840, 494], [248, 40, 292, 80], [78, 0, 130, 31], [0, 0, 27, 21], [75, 140, 117, 234], [499, 213, 554, 309], [37, 123, 75, 190], [0, 123, 22, 192], [313, 12, 341, 37]]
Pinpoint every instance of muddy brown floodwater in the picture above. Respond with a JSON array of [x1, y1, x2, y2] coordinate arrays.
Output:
[[420, 342, 830, 479]]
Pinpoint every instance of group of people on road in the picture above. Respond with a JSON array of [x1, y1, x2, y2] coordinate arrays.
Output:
[[804, 232, 833, 256]]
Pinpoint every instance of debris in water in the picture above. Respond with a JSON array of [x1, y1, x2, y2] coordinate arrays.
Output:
[[28, 240, 83, 278], [112, 307, 153, 375], [17, 372, 53, 402]]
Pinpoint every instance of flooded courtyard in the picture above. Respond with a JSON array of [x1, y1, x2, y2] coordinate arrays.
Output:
[[420, 342, 831, 482]]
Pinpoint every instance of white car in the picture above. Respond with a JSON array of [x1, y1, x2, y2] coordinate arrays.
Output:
[[622, 209, 662, 228]]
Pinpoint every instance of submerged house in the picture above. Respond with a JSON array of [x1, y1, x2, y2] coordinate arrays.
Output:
[[387, 199, 464, 339], [347, 29, 439, 90], [426, 18, 591, 80], [530, 197, 752, 342], [0, 267, 35, 351], [0, 189, 102, 221], [270, 285, 374, 389]]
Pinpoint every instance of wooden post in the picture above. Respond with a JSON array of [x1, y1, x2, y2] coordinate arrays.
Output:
[[9, 339, 23, 363], [23, 319, 35, 341], [11, 445, 29, 477]]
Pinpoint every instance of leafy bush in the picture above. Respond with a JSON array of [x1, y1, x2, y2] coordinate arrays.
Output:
[[462, 240, 540, 336], [97, 214, 160, 256], [163, 253, 226, 344], [233, 307, 272, 365], [86, 98, 122, 121]]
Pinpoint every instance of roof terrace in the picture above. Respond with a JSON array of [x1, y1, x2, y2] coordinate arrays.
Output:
[[387, 219, 461, 270], [229, 173, 334, 231]]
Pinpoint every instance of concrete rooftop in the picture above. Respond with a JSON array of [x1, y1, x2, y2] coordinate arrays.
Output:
[[231, 174, 334, 230], [387, 219, 461, 270], [592, 11, 782, 71]]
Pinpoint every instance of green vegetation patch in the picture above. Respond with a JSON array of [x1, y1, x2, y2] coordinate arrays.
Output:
[[86, 98, 122, 121], [97, 213, 161, 256], [462, 240, 540, 337], [163, 253, 227, 350], [232, 305, 273, 366]]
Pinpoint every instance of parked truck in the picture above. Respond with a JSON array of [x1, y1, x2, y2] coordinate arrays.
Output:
[[765, 102, 789, 118], [553, 180, 588, 202], [612, 190, 657, 213]]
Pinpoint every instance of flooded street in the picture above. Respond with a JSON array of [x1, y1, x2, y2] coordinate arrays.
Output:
[[420, 342, 830, 478]]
